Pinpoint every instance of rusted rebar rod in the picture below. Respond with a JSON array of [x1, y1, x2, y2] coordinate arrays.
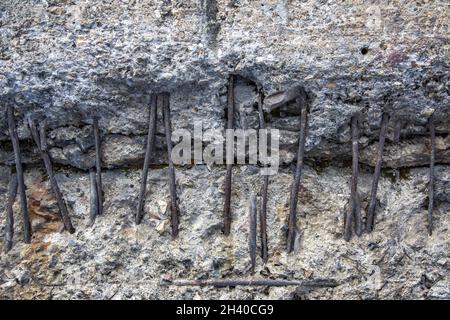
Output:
[[345, 114, 361, 240], [223, 75, 234, 236], [427, 114, 436, 236], [93, 117, 103, 216], [136, 95, 158, 224], [28, 118, 75, 233], [7, 104, 31, 243], [4, 171, 18, 253], [366, 113, 389, 232], [168, 278, 338, 288], [286, 95, 308, 253], [89, 168, 99, 225], [162, 93, 180, 237], [249, 194, 257, 272], [257, 91, 269, 262]]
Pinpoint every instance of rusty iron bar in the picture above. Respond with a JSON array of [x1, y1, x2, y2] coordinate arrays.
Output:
[[257, 90, 269, 262], [4, 171, 18, 253], [7, 104, 31, 243], [344, 114, 362, 240], [89, 168, 99, 225], [162, 93, 180, 237], [427, 114, 436, 236], [260, 169, 269, 259], [168, 278, 338, 288], [93, 117, 103, 216], [223, 75, 235, 236], [136, 95, 158, 225], [286, 95, 308, 253], [249, 193, 257, 272], [28, 118, 75, 233], [366, 113, 389, 232]]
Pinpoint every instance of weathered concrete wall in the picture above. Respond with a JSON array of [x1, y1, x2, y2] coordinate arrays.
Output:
[[0, 0, 449, 299]]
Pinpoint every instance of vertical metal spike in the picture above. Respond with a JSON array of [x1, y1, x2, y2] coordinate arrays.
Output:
[[7, 104, 31, 243], [93, 117, 103, 216], [257, 91, 269, 262], [136, 95, 158, 224], [286, 96, 308, 253], [162, 93, 180, 237], [427, 114, 435, 236], [344, 202, 353, 241], [249, 193, 257, 272], [89, 168, 99, 225], [223, 75, 234, 236], [366, 113, 389, 232], [28, 119, 75, 233], [4, 171, 18, 252]]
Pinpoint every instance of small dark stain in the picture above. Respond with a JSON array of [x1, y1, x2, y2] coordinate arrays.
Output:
[[213, 257, 225, 269], [181, 259, 193, 270]]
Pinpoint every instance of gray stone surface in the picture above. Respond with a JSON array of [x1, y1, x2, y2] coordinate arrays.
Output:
[[0, 0, 449, 299]]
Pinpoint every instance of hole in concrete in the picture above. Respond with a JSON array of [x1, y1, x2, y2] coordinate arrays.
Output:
[[360, 47, 369, 55], [222, 75, 259, 130]]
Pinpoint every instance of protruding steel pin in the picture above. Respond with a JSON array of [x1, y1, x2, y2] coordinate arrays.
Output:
[[4, 171, 18, 252], [136, 95, 158, 224], [257, 90, 269, 262], [7, 104, 31, 243], [28, 118, 75, 233], [345, 114, 362, 240], [427, 114, 436, 236], [89, 168, 99, 225], [286, 94, 308, 253], [366, 113, 389, 232], [93, 117, 103, 216], [162, 93, 180, 237], [249, 193, 257, 272], [223, 75, 234, 236]]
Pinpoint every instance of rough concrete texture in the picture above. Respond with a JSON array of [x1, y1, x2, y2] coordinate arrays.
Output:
[[0, 0, 449, 299]]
